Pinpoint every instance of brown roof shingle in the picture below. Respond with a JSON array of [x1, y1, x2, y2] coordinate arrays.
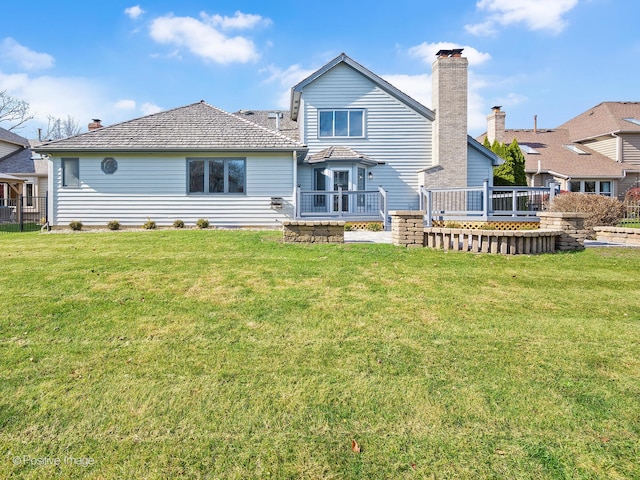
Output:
[[507, 128, 631, 178], [559, 101, 640, 141]]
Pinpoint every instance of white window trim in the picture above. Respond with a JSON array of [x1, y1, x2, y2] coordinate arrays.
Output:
[[318, 109, 366, 138]]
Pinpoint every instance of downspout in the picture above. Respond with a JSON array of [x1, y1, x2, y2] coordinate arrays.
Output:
[[292, 150, 297, 218]]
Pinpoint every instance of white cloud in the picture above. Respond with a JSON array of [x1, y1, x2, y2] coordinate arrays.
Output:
[[148, 11, 269, 64], [261, 64, 317, 109], [201, 11, 271, 30], [125, 5, 145, 20], [408, 42, 491, 66], [382, 73, 432, 107], [0, 38, 55, 71], [0, 72, 107, 132], [140, 102, 163, 116], [465, 0, 580, 35], [0, 71, 165, 135], [114, 99, 137, 110]]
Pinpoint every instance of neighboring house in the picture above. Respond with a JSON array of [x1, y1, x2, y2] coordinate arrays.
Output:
[[481, 103, 640, 199], [0, 127, 48, 204], [37, 51, 501, 228]]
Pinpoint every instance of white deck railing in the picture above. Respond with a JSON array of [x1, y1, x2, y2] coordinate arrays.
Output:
[[296, 186, 388, 229], [420, 180, 558, 227]]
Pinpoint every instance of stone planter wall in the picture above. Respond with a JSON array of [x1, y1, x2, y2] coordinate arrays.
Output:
[[537, 212, 589, 251], [390, 210, 425, 248], [593, 226, 640, 245], [424, 228, 562, 254], [282, 221, 345, 243]]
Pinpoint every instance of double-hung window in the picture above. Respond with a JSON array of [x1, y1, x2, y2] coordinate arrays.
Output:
[[188, 158, 246, 194], [319, 109, 364, 138], [62, 158, 80, 187]]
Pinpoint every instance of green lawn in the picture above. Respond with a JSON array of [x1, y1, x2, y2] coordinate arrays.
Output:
[[1, 230, 639, 479]]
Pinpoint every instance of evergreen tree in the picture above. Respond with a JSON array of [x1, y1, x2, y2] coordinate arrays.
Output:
[[485, 137, 527, 186]]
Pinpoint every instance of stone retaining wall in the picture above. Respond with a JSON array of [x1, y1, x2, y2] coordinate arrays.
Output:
[[282, 221, 345, 243], [537, 212, 589, 251], [593, 226, 640, 245], [390, 210, 589, 254], [389, 211, 424, 248], [424, 228, 562, 254]]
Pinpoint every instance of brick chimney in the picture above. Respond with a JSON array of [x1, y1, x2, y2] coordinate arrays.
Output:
[[487, 106, 506, 144], [88, 119, 103, 131], [423, 49, 468, 189]]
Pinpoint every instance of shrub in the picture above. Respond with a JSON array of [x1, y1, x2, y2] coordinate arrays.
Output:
[[173, 219, 185, 229], [549, 192, 625, 237], [344, 223, 353, 231], [143, 219, 157, 230], [366, 222, 383, 231], [196, 218, 209, 229], [624, 187, 640, 202], [107, 220, 120, 231], [69, 220, 83, 231], [444, 221, 462, 229]]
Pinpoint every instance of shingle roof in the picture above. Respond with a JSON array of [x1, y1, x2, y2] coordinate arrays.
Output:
[[36, 101, 305, 152], [559, 101, 640, 141], [0, 127, 29, 147], [503, 128, 633, 178], [0, 148, 37, 174], [305, 146, 377, 165], [232, 110, 300, 141]]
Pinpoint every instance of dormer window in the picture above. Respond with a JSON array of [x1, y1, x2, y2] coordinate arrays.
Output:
[[319, 109, 365, 138]]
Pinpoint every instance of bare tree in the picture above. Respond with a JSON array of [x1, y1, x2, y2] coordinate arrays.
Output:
[[41, 115, 83, 140], [0, 90, 34, 131]]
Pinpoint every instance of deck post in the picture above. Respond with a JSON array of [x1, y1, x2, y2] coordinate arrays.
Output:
[[482, 179, 489, 218]]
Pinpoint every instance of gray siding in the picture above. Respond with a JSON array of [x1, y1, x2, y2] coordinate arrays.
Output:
[[0, 140, 18, 159], [622, 133, 640, 166], [583, 137, 617, 160], [467, 145, 494, 187], [300, 63, 432, 211], [50, 153, 294, 227]]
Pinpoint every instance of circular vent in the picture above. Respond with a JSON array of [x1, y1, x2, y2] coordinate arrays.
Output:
[[101, 157, 118, 174]]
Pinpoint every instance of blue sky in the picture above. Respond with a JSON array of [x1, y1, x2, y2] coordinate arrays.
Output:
[[1, 0, 637, 138]]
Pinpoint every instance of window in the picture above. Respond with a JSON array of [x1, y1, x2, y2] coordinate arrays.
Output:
[[62, 158, 79, 187], [313, 168, 327, 207], [568, 180, 613, 196], [319, 109, 364, 137], [25, 184, 34, 207], [187, 158, 245, 194], [563, 144, 588, 155], [519, 144, 539, 154]]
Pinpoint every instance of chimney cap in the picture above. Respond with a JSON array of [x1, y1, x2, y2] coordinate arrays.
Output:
[[436, 48, 464, 58], [491, 106, 502, 112], [92, 118, 101, 122]]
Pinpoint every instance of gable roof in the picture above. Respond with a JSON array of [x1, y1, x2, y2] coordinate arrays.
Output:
[[0, 127, 29, 147], [559, 101, 640, 141], [290, 53, 435, 122], [36, 101, 305, 153], [501, 128, 634, 178]]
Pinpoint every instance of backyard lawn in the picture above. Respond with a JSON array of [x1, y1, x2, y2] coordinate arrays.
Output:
[[1, 230, 639, 479]]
